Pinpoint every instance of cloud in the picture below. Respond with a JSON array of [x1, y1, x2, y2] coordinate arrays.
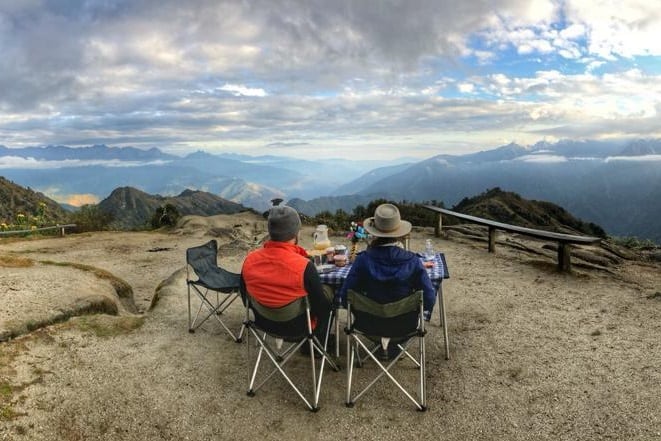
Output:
[[565, 0, 661, 58], [0, 156, 170, 169], [64, 193, 100, 207], [559, 23, 586, 40], [219, 84, 267, 97], [36, 185, 100, 207], [458, 83, 475, 93], [513, 154, 567, 163], [265, 142, 311, 149], [0, 0, 659, 159], [605, 155, 661, 162]]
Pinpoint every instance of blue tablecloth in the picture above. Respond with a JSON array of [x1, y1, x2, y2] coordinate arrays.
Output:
[[318, 252, 449, 290]]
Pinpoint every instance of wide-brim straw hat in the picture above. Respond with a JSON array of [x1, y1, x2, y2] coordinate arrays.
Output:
[[363, 203, 412, 238]]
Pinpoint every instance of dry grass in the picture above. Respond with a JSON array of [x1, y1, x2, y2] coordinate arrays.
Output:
[[0, 254, 33, 268], [1, 296, 120, 343], [71, 315, 145, 338], [0, 339, 26, 422]]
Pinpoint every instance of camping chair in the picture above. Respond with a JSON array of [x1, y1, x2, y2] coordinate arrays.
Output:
[[186, 240, 244, 342], [243, 293, 340, 411], [344, 289, 427, 411]]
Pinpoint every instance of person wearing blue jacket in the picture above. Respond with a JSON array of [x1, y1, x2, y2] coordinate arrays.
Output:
[[336, 204, 436, 359]]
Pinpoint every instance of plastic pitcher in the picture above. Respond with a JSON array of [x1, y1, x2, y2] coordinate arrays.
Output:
[[313, 225, 331, 250]]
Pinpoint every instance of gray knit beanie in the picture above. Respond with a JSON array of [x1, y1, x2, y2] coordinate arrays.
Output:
[[268, 206, 301, 242]]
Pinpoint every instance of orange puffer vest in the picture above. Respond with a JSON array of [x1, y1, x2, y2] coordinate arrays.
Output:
[[242, 241, 309, 308]]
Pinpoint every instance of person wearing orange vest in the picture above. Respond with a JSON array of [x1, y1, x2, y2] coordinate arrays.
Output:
[[240, 205, 333, 343]]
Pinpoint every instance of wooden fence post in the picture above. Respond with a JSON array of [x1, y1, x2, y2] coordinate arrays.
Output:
[[434, 213, 442, 237], [558, 243, 571, 272], [488, 226, 497, 253]]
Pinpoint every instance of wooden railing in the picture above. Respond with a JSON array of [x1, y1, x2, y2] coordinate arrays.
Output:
[[0, 224, 77, 237], [423, 205, 601, 272]]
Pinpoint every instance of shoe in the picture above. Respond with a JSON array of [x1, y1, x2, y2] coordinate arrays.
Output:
[[423, 310, 432, 322], [378, 345, 401, 362]]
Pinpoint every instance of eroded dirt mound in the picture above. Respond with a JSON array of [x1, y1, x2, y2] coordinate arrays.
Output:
[[0, 212, 268, 342], [0, 261, 128, 341]]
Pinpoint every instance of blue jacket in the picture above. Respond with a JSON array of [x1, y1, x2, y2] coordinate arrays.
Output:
[[337, 245, 436, 312]]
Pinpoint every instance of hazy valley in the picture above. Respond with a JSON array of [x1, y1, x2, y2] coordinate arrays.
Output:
[[1, 138, 660, 242]]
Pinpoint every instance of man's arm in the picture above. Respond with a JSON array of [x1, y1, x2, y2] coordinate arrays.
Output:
[[335, 253, 365, 306], [303, 261, 331, 315], [415, 263, 436, 312]]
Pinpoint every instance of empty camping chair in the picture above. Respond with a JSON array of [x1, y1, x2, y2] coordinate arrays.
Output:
[[186, 239, 244, 341], [243, 292, 340, 411], [344, 289, 427, 411]]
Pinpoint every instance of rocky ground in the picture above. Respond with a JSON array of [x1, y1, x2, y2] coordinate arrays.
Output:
[[0, 211, 660, 440]]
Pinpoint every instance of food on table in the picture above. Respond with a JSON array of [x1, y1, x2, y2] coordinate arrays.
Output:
[[334, 254, 348, 267]]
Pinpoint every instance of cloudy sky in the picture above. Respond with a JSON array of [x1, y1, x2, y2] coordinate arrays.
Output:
[[0, 0, 659, 160]]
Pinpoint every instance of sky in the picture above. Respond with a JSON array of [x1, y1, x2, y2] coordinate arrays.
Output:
[[0, 0, 660, 160]]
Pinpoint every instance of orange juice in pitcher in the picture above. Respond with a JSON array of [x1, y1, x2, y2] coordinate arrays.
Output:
[[313, 225, 331, 250]]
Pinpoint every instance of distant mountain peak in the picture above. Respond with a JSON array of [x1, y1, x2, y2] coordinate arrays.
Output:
[[98, 186, 248, 230], [177, 189, 197, 197], [452, 187, 606, 237], [184, 150, 215, 159], [1, 144, 176, 161], [619, 139, 661, 156]]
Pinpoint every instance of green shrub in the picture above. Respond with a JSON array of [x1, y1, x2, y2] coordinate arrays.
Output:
[[308, 199, 445, 234], [67, 205, 113, 232], [611, 236, 658, 250], [150, 203, 180, 229]]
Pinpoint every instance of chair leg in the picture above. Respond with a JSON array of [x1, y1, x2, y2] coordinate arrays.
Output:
[[438, 286, 450, 360], [249, 333, 303, 391], [246, 337, 264, 397], [187, 284, 243, 341], [420, 335, 427, 410], [345, 336, 355, 407], [187, 284, 193, 333], [307, 337, 320, 410], [236, 323, 246, 343], [189, 290, 213, 333], [346, 335, 427, 411], [188, 285, 221, 332], [334, 308, 341, 358], [245, 327, 324, 412], [313, 333, 340, 372]]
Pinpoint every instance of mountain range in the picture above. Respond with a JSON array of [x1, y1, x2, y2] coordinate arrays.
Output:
[[0, 139, 659, 242], [0, 178, 606, 240], [0, 176, 250, 231], [291, 139, 661, 243], [0, 144, 412, 210]]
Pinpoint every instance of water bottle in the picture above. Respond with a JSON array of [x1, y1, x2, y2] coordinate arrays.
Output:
[[424, 239, 434, 261]]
